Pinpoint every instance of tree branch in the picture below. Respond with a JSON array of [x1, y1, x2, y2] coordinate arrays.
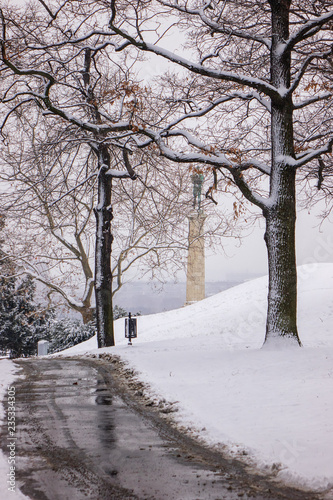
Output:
[[294, 138, 333, 169], [293, 93, 332, 110], [286, 10, 333, 51], [288, 47, 333, 96], [157, 0, 271, 49], [110, 22, 279, 100]]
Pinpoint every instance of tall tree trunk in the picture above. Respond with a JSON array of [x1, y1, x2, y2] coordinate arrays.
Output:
[[83, 49, 114, 346], [264, 169, 300, 344], [264, 0, 302, 346], [94, 145, 115, 347]]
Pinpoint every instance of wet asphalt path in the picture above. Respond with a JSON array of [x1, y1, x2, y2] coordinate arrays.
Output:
[[1, 358, 321, 500]]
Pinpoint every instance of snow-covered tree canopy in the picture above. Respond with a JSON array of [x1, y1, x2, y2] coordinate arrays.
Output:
[[105, 0, 333, 199], [1, 0, 331, 203]]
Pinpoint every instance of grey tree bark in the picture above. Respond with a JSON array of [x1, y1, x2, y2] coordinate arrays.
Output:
[[264, 0, 300, 345], [82, 48, 115, 347], [94, 145, 115, 347]]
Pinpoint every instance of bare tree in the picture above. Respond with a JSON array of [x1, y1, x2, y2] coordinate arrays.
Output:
[[298, 55, 333, 219], [0, 102, 235, 327], [0, 2, 143, 346], [1, 115, 96, 323], [107, 0, 333, 346]]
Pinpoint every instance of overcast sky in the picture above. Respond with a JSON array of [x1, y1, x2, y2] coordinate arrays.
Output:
[[205, 202, 333, 281]]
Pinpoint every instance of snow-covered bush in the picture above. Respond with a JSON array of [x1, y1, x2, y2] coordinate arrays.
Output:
[[48, 319, 96, 354], [0, 274, 52, 358]]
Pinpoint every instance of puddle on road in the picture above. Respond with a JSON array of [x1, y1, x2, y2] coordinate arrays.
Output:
[[88, 374, 233, 499]]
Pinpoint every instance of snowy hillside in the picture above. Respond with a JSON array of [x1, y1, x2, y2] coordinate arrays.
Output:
[[68, 262, 333, 351], [61, 263, 333, 495]]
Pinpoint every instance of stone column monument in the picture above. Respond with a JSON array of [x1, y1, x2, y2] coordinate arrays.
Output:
[[185, 173, 206, 305]]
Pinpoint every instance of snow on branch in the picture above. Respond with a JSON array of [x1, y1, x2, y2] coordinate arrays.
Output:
[[158, 0, 271, 49], [239, 160, 271, 176], [293, 139, 333, 170], [135, 129, 270, 209], [110, 23, 279, 100], [0, 9, 55, 83], [293, 93, 332, 110], [286, 10, 333, 51], [0, 23, 132, 136], [50, 228, 82, 259], [103, 149, 137, 179], [27, 30, 117, 51], [161, 129, 218, 155], [163, 92, 270, 131], [41, 103, 131, 135], [288, 47, 333, 96], [229, 167, 269, 210], [105, 168, 134, 178], [147, 42, 277, 97], [141, 125, 271, 176]]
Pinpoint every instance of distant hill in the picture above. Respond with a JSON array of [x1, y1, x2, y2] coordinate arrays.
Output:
[[113, 280, 247, 315]]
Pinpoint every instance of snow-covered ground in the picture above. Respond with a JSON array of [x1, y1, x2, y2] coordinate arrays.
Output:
[[1, 263, 333, 498]]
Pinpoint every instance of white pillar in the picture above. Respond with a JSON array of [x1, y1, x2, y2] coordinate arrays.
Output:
[[37, 340, 49, 356], [185, 211, 206, 305]]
